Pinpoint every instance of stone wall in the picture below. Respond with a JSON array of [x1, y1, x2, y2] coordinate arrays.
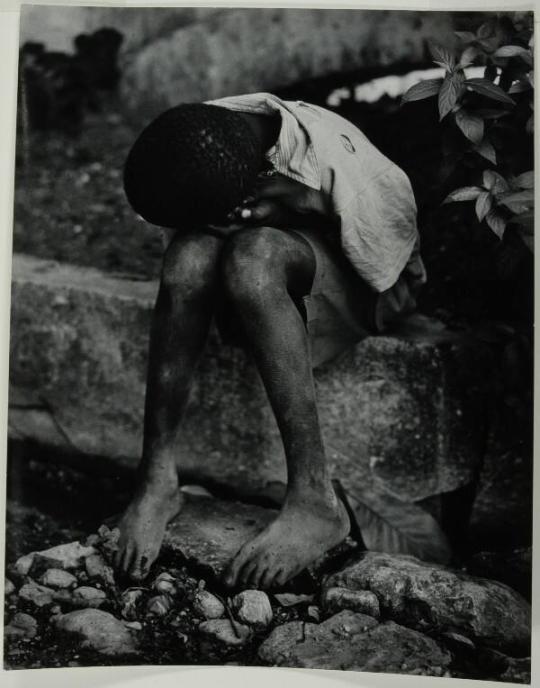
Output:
[[19, 6, 456, 118]]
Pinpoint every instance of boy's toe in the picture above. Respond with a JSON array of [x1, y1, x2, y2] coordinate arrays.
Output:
[[259, 567, 275, 590]]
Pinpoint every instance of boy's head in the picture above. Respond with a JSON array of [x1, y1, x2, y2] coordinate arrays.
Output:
[[123, 103, 267, 229]]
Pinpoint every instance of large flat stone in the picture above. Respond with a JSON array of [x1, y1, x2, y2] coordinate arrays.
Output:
[[10, 254, 493, 502], [258, 609, 451, 673], [162, 495, 275, 579]]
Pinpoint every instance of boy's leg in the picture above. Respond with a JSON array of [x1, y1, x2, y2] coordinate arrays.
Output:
[[220, 227, 349, 590], [114, 231, 223, 581]]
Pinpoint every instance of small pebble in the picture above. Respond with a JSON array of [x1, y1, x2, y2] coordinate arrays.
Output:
[[13, 553, 35, 578], [232, 590, 273, 628], [4, 612, 38, 639], [198, 619, 251, 646], [180, 484, 213, 498], [72, 586, 107, 608], [5, 578, 16, 596], [124, 621, 143, 631], [192, 590, 225, 620], [39, 568, 77, 590], [153, 572, 177, 595], [120, 589, 144, 620], [322, 587, 380, 619], [18, 581, 55, 608], [85, 553, 114, 586], [146, 594, 173, 617], [307, 605, 320, 622]]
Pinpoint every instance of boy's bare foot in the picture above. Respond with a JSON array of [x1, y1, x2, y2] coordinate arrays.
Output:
[[113, 485, 183, 581], [223, 494, 349, 590]]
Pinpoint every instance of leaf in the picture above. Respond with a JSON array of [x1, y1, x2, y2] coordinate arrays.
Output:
[[483, 170, 510, 194], [494, 45, 532, 59], [517, 229, 533, 252], [485, 209, 507, 238], [508, 79, 533, 94], [459, 46, 480, 68], [455, 31, 476, 44], [514, 171, 534, 189], [274, 593, 314, 607], [347, 485, 452, 565], [429, 43, 456, 72], [477, 21, 495, 40], [498, 189, 534, 207], [510, 210, 534, 234], [475, 191, 493, 221], [474, 108, 509, 120], [443, 186, 484, 203], [455, 109, 484, 143], [465, 78, 516, 105], [402, 78, 443, 103], [473, 139, 497, 164], [439, 72, 464, 120]]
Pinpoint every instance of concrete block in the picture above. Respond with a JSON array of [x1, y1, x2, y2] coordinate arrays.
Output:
[[10, 254, 492, 502]]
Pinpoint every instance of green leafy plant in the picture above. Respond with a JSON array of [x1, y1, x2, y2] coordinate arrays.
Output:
[[402, 13, 533, 250]]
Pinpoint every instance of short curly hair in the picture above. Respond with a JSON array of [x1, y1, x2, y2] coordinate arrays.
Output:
[[123, 103, 266, 229]]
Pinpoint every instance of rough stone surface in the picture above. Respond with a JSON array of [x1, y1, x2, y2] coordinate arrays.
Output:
[[33, 541, 96, 571], [198, 619, 251, 647], [18, 581, 55, 608], [53, 609, 138, 656], [39, 568, 77, 590], [163, 495, 275, 579], [12, 553, 36, 578], [85, 553, 115, 586], [322, 587, 380, 619], [10, 254, 494, 502], [258, 610, 450, 673], [72, 586, 107, 608], [5, 612, 38, 639], [192, 590, 225, 620], [324, 552, 531, 653], [232, 590, 273, 628]]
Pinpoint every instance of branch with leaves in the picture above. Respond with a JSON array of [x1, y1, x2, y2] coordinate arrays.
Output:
[[402, 14, 533, 249]]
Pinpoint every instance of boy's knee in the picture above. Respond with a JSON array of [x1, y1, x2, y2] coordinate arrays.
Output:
[[221, 227, 285, 299], [161, 232, 219, 294]]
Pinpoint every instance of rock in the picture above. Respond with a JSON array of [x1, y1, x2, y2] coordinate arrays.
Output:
[[85, 553, 115, 586], [72, 586, 107, 608], [4, 612, 38, 639], [13, 552, 36, 578], [18, 581, 55, 608], [500, 656, 531, 683], [324, 552, 531, 653], [164, 495, 275, 579], [53, 609, 138, 656], [146, 594, 173, 617], [307, 606, 320, 622], [192, 590, 225, 620], [152, 572, 177, 595], [5, 578, 16, 596], [274, 593, 314, 607], [198, 619, 251, 646], [231, 590, 272, 628], [180, 484, 213, 498], [258, 610, 450, 673], [33, 542, 96, 571], [120, 589, 144, 620], [322, 587, 380, 619], [39, 568, 77, 589], [124, 621, 143, 631]]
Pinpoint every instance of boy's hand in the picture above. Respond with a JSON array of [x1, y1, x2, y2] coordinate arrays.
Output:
[[228, 172, 317, 230]]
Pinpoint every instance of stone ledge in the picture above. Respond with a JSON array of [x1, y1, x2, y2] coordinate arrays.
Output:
[[9, 253, 494, 502]]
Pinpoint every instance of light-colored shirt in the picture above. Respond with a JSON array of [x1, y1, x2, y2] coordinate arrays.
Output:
[[207, 92, 426, 294]]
